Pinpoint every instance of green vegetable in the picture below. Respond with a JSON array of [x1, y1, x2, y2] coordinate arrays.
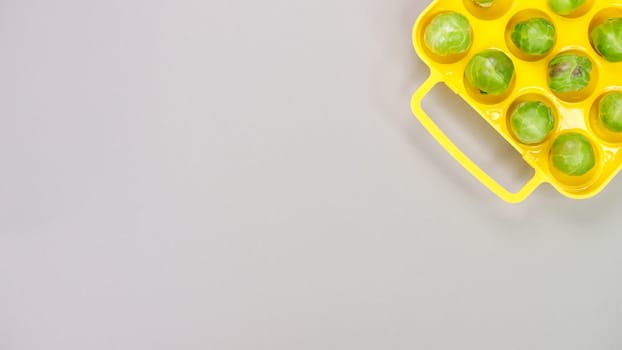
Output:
[[599, 92, 622, 132], [591, 18, 622, 62], [424, 12, 472, 57], [510, 101, 555, 144], [511, 18, 555, 55], [472, 0, 494, 7], [551, 133, 596, 176], [548, 54, 592, 94], [548, 0, 586, 15], [465, 50, 514, 95]]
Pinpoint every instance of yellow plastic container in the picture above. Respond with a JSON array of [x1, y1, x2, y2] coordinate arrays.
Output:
[[411, 0, 622, 203]]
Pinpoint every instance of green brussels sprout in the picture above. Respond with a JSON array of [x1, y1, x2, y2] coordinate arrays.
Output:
[[551, 133, 596, 176], [472, 0, 494, 7], [548, 54, 592, 94], [511, 18, 556, 55], [548, 0, 586, 15], [424, 12, 472, 57], [598, 92, 622, 132], [591, 18, 622, 62], [465, 50, 515, 95], [510, 101, 555, 144]]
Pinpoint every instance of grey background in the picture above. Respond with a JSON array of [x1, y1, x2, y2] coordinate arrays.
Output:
[[1, 0, 621, 349]]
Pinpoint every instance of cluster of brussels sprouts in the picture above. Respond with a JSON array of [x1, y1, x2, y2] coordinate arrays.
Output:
[[421, 0, 622, 177]]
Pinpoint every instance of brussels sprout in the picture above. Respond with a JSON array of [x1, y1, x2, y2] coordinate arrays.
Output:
[[465, 50, 514, 95], [424, 12, 472, 56], [551, 133, 596, 176], [548, 54, 592, 94], [548, 0, 586, 15], [591, 18, 622, 62], [472, 0, 494, 7], [510, 101, 555, 144], [511, 18, 555, 55], [598, 92, 622, 132]]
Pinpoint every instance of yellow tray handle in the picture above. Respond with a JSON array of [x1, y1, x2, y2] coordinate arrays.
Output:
[[411, 74, 544, 203]]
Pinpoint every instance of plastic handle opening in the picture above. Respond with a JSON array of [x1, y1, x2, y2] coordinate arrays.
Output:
[[410, 75, 544, 203]]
